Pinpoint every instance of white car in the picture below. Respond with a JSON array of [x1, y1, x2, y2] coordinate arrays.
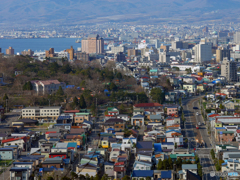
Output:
[[196, 112, 199, 116], [198, 122, 201, 126]]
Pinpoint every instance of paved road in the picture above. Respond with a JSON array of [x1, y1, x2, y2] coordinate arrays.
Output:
[[183, 96, 218, 180]]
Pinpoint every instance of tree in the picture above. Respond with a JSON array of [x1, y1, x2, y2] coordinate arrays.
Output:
[[73, 96, 79, 107], [80, 80, 86, 87], [168, 157, 173, 169], [101, 174, 108, 180], [23, 81, 33, 90], [157, 159, 163, 170], [181, 111, 185, 121], [163, 159, 169, 170], [219, 104, 224, 109], [3, 94, 8, 100], [195, 155, 199, 164], [70, 171, 78, 180], [174, 143, 177, 149], [210, 149, 215, 159], [116, 72, 123, 79], [137, 92, 148, 103], [109, 82, 117, 91], [47, 177, 54, 180], [56, 86, 64, 96], [119, 104, 125, 114], [197, 163, 203, 177], [122, 175, 130, 180], [176, 158, 182, 169], [150, 88, 165, 104], [146, 177, 151, 180], [61, 63, 72, 74], [79, 95, 87, 109], [94, 174, 100, 180]]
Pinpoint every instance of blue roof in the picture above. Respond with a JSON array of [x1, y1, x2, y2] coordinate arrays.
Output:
[[161, 171, 172, 179], [66, 85, 75, 88], [63, 159, 70, 164], [67, 142, 77, 148], [108, 128, 115, 131], [57, 116, 71, 120], [13, 162, 33, 165], [132, 170, 154, 177], [104, 89, 109, 92], [162, 142, 174, 145], [216, 127, 226, 129]]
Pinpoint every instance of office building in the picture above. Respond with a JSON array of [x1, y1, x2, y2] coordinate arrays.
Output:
[[221, 58, 237, 82], [159, 52, 170, 63], [81, 34, 104, 54], [45, 48, 54, 58], [128, 49, 138, 56], [21, 106, 61, 122], [111, 45, 126, 54], [66, 46, 74, 60], [6, 47, 14, 55], [216, 48, 231, 63], [21, 49, 34, 56], [234, 32, 240, 43], [115, 52, 126, 62], [77, 52, 89, 61], [203, 26, 208, 33], [194, 42, 212, 63], [172, 41, 183, 50]]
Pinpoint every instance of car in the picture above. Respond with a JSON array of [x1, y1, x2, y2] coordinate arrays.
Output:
[[193, 107, 198, 109], [196, 112, 199, 116], [196, 125, 199, 129], [198, 122, 201, 126]]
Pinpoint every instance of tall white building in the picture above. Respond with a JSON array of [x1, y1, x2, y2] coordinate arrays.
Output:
[[159, 52, 170, 63], [234, 32, 240, 43], [221, 58, 237, 82], [194, 42, 212, 63]]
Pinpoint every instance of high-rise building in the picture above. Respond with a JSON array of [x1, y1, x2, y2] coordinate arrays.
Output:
[[115, 52, 126, 62], [6, 47, 14, 55], [172, 41, 183, 50], [81, 34, 104, 54], [159, 52, 170, 63], [234, 32, 240, 43], [216, 48, 231, 63], [45, 48, 54, 58], [203, 26, 208, 33], [21, 49, 34, 56], [221, 58, 237, 82], [194, 42, 212, 63], [128, 49, 138, 56], [66, 46, 74, 60]]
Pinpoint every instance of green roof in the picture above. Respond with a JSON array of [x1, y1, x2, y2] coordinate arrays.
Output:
[[150, 69, 158, 72], [75, 113, 89, 116], [170, 153, 195, 159], [218, 131, 234, 134]]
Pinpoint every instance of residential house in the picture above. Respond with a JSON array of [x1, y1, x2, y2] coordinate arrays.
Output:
[[217, 131, 235, 142], [179, 164, 198, 180], [154, 170, 173, 180], [77, 163, 98, 177], [10, 167, 29, 180], [2, 137, 30, 150], [131, 114, 145, 126], [164, 105, 179, 115], [222, 159, 240, 172], [136, 141, 153, 154], [206, 103, 216, 109], [149, 115, 162, 123], [183, 84, 196, 93], [40, 143, 53, 158], [133, 109, 145, 116], [108, 107, 119, 116], [13, 162, 33, 178], [114, 161, 127, 179], [57, 115, 73, 124], [131, 170, 154, 180], [74, 113, 90, 125], [0, 148, 14, 160], [133, 161, 152, 170], [170, 153, 195, 163], [103, 118, 126, 132], [41, 157, 65, 168], [117, 114, 130, 121], [104, 162, 115, 179]]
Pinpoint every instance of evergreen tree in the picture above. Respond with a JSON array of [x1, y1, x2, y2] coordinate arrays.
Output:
[[101, 174, 108, 180], [122, 175, 130, 180], [79, 95, 87, 109], [163, 159, 169, 170], [94, 174, 100, 180], [56, 86, 64, 96], [150, 88, 165, 104], [176, 158, 182, 169], [157, 159, 163, 170], [168, 157, 173, 169], [116, 72, 123, 79], [23, 81, 33, 90], [3, 94, 8, 100], [137, 92, 148, 103], [73, 96, 79, 107], [109, 82, 117, 91]]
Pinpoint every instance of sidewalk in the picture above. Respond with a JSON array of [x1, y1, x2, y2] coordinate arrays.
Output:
[[0, 164, 12, 180]]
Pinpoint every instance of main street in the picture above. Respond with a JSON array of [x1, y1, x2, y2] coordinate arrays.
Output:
[[182, 95, 217, 180]]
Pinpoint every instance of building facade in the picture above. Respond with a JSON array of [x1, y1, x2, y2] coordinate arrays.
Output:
[[21, 106, 61, 122], [31, 80, 66, 95], [6, 47, 14, 55], [221, 58, 237, 82], [194, 43, 212, 63], [81, 34, 104, 54]]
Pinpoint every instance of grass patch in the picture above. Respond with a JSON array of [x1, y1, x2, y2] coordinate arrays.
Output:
[[202, 102, 207, 109], [0, 160, 14, 166]]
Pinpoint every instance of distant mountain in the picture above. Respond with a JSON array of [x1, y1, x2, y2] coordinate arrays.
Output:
[[1, 0, 240, 25]]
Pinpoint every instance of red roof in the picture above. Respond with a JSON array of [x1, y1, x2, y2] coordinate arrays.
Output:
[[115, 162, 124, 166], [134, 103, 162, 108], [105, 115, 114, 117], [46, 131, 57, 134], [114, 167, 125, 172], [236, 130, 240, 133], [2, 137, 26, 143], [64, 110, 80, 113], [215, 93, 227, 96], [209, 114, 220, 117], [68, 147, 75, 150]]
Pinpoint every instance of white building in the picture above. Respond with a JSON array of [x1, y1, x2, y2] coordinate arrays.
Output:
[[21, 106, 61, 122], [170, 64, 202, 72], [194, 42, 212, 62], [159, 52, 170, 63], [31, 80, 66, 95]]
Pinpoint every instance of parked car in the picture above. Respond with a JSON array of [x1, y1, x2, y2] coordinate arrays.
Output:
[[196, 112, 199, 116], [193, 107, 198, 109], [198, 122, 201, 126]]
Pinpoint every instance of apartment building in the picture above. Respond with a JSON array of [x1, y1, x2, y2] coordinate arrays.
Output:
[[221, 58, 237, 82], [81, 34, 104, 54], [21, 106, 61, 122], [31, 80, 66, 95]]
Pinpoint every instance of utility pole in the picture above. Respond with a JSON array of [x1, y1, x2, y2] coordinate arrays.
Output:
[[48, 99, 50, 107], [6, 99, 7, 113]]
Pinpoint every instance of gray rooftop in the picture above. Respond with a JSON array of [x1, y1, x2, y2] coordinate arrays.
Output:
[[182, 164, 197, 170]]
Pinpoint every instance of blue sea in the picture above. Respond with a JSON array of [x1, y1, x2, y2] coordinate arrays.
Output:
[[0, 38, 82, 54]]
